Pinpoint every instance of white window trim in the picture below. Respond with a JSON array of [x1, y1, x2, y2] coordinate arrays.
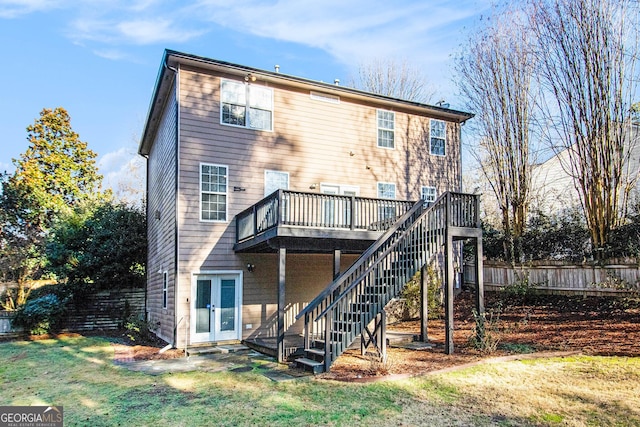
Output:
[[319, 183, 360, 196], [377, 109, 395, 149], [162, 271, 168, 309], [264, 170, 290, 197], [377, 182, 397, 199], [220, 79, 274, 132], [200, 162, 229, 223], [190, 270, 244, 343], [421, 186, 437, 203], [430, 119, 446, 156]]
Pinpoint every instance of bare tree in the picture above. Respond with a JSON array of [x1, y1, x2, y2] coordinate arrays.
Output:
[[349, 58, 435, 103], [530, 0, 640, 257], [456, 8, 537, 261]]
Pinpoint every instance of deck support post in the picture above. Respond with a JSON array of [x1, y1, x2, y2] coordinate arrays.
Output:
[[277, 247, 286, 363], [444, 193, 455, 354], [420, 264, 428, 342], [333, 249, 341, 279], [474, 236, 484, 329]]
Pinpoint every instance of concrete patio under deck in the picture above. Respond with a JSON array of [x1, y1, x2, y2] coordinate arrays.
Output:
[[243, 330, 428, 361]]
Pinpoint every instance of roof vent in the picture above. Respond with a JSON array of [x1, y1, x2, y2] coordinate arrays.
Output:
[[275, 65, 280, 73], [334, 78, 340, 85]]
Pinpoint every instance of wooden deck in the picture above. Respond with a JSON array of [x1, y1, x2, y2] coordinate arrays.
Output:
[[234, 190, 414, 253]]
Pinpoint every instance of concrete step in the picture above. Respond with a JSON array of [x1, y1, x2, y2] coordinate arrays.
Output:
[[295, 357, 325, 374], [187, 344, 249, 356], [305, 348, 324, 358]]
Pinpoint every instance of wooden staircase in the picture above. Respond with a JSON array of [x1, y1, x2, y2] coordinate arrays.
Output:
[[294, 192, 480, 373]]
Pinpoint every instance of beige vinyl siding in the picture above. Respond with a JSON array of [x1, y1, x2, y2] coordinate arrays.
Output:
[[241, 253, 359, 339], [146, 83, 178, 344], [170, 65, 463, 343]]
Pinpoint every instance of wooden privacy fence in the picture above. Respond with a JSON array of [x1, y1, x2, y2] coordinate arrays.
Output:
[[64, 288, 145, 331], [0, 287, 145, 335], [465, 262, 640, 296]]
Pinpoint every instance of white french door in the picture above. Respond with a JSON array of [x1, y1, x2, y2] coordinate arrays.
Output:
[[320, 184, 359, 227], [192, 273, 242, 343]]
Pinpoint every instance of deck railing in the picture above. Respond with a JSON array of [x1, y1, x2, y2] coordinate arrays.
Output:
[[236, 190, 415, 243]]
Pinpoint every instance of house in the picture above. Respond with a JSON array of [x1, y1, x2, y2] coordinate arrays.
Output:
[[138, 50, 483, 372], [531, 123, 640, 215]]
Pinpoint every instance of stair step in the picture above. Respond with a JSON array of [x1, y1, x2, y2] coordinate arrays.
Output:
[[333, 321, 354, 332], [305, 348, 324, 357], [357, 294, 380, 303], [295, 357, 325, 374]]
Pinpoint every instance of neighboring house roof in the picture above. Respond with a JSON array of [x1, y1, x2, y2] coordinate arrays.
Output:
[[138, 49, 474, 156]]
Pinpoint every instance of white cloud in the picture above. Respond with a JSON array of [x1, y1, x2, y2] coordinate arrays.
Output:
[[116, 18, 205, 44], [191, 0, 490, 94], [0, 0, 61, 18], [1, 0, 490, 94], [92, 48, 131, 61], [69, 12, 206, 46], [193, 0, 485, 60]]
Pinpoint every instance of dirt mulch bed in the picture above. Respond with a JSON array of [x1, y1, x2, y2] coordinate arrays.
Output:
[[321, 291, 640, 381], [98, 330, 185, 362]]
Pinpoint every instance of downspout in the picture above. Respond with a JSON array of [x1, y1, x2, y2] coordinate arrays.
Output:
[[141, 152, 149, 325], [459, 121, 465, 192]]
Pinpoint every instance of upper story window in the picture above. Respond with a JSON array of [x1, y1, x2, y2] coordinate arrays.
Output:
[[200, 163, 228, 222], [221, 80, 273, 131], [421, 186, 437, 203], [377, 110, 395, 149], [430, 119, 446, 156]]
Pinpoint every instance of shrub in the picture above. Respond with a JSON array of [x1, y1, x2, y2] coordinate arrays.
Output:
[[401, 264, 443, 320], [483, 209, 590, 262], [12, 294, 69, 335], [499, 270, 540, 305], [124, 315, 155, 343], [468, 307, 501, 353]]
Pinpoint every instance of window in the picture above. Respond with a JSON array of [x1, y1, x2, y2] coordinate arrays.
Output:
[[430, 119, 446, 156], [377, 182, 396, 199], [377, 110, 395, 148], [264, 170, 289, 197], [421, 186, 437, 204], [377, 182, 397, 220], [200, 163, 228, 222], [221, 80, 273, 131], [162, 271, 168, 309]]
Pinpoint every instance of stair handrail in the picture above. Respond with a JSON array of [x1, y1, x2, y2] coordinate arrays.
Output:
[[315, 192, 450, 320], [294, 198, 424, 321], [295, 191, 461, 322]]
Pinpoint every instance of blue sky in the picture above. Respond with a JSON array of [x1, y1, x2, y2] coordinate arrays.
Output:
[[0, 0, 490, 196]]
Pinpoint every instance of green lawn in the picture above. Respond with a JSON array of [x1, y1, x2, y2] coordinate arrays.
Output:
[[1, 335, 639, 426]]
